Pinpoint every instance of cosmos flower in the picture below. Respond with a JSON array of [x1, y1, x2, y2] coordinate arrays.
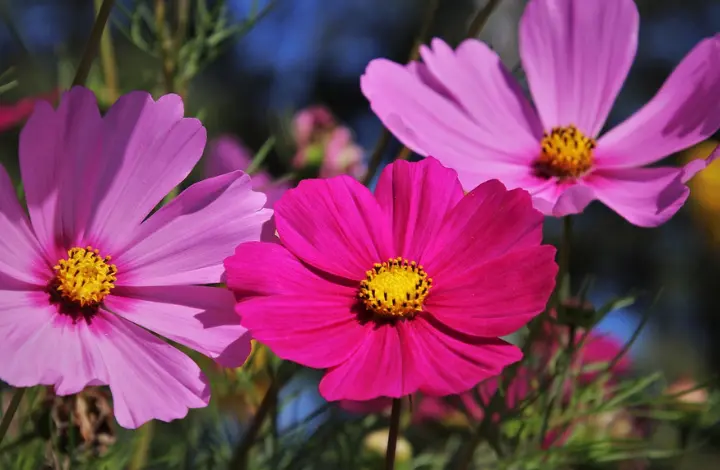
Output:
[[0, 87, 272, 428], [361, 0, 720, 227], [225, 157, 557, 401], [0, 88, 59, 132], [205, 135, 290, 241]]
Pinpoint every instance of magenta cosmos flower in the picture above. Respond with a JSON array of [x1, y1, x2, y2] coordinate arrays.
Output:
[[0, 87, 272, 428], [224, 157, 558, 401], [361, 0, 720, 227]]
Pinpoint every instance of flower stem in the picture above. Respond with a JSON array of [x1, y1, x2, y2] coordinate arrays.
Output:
[[467, 0, 503, 38], [385, 398, 402, 470], [0, 388, 25, 447], [93, 0, 119, 102], [73, 0, 116, 87], [558, 216, 572, 301], [228, 379, 276, 469]]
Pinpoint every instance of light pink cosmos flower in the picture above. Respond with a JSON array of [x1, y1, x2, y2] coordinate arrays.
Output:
[[361, 0, 720, 227], [205, 135, 290, 241], [0, 87, 272, 428], [224, 157, 557, 401]]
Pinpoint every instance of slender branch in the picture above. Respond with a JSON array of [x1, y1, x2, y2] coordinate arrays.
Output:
[[0, 388, 25, 447], [361, 0, 440, 186], [73, 0, 116, 87], [467, 0, 503, 38], [228, 380, 276, 469], [385, 398, 402, 470]]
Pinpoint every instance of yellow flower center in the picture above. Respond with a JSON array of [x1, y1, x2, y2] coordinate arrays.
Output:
[[359, 257, 432, 319], [536, 125, 596, 179], [53, 246, 117, 307]]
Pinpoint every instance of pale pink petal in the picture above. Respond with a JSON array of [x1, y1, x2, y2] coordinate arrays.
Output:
[[116, 171, 271, 286], [94, 313, 210, 428], [424, 246, 557, 337], [274, 176, 394, 281], [84, 92, 207, 253], [105, 286, 251, 367], [410, 317, 523, 396], [519, 0, 639, 136], [418, 38, 543, 145], [237, 294, 370, 369], [361, 58, 536, 169], [373, 158, 464, 260], [421, 180, 544, 276], [224, 242, 357, 298], [319, 322, 424, 401], [531, 182, 597, 217], [596, 35, 720, 168], [19, 87, 103, 259], [586, 167, 689, 227], [0, 165, 47, 284], [0, 289, 108, 395], [205, 135, 254, 178], [682, 143, 720, 183]]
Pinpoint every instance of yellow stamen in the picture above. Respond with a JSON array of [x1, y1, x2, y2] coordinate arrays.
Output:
[[359, 257, 432, 318], [53, 246, 117, 307], [536, 125, 596, 179]]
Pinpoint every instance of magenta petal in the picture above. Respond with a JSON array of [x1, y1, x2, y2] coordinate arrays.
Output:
[[519, 0, 639, 136], [411, 317, 523, 396], [596, 35, 720, 168], [587, 167, 689, 227], [224, 242, 356, 298], [0, 165, 47, 284], [117, 171, 271, 286], [105, 286, 251, 367], [0, 289, 108, 395], [319, 323, 423, 400], [84, 92, 207, 253], [238, 294, 370, 369], [374, 158, 464, 260], [95, 313, 210, 428], [19, 87, 103, 259], [425, 246, 557, 337], [361, 58, 537, 169], [205, 135, 254, 178], [422, 180, 544, 276], [274, 176, 394, 280]]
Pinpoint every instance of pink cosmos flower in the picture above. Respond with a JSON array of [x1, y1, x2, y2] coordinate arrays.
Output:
[[0, 87, 272, 428], [205, 135, 290, 241], [361, 0, 720, 227], [224, 157, 557, 401], [0, 88, 59, 132]]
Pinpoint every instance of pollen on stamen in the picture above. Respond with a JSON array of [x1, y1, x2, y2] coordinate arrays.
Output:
[[534, 125, 596, 179], [51, 246, 118, 309], [358, 256, 432, 319]]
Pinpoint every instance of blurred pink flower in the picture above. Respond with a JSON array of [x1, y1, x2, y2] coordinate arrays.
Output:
[[0, 87, 272, 428], [225, 158, 557, 401], [362, 0, 720, 227], [206, 135, 290, 241], [291, 105, 366, 179], [0, 89, 59, 132]]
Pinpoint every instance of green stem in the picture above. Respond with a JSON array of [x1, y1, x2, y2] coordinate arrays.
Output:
[[73, 0, 116, 87], [385, 398, 402, 470], [129, 420, 154, 470], [467, 0, 503, 38], [228, 380, 276, 469], [0, 388, 25, 447], [93, 0, 119, 102], [558, 216, 572, 302]]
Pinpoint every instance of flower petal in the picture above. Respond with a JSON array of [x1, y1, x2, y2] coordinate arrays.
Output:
[[224, 241, 357, 298], [596, 35, 720, 168], [105, 285, 251, 367], [586, 167, 688, 227], [205, 135, 254, 178], [274, 176, 394, 280], [95, 313, 210, 428], [360, 58, 537, 170], [117, 171, 271, 286], [421, 180, 544, 276], [0, 165, 47, 284], [19, 87, 103, 259], [531, 182, 597, 217], [412, 317, 523, 395], [519, 0, 639, 135], [424, 246, 557, 337], [237, 294, 370, 369], [318, 323, 422, 400], [84, 92, 207, 253], [373, 158, 464, 260]]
